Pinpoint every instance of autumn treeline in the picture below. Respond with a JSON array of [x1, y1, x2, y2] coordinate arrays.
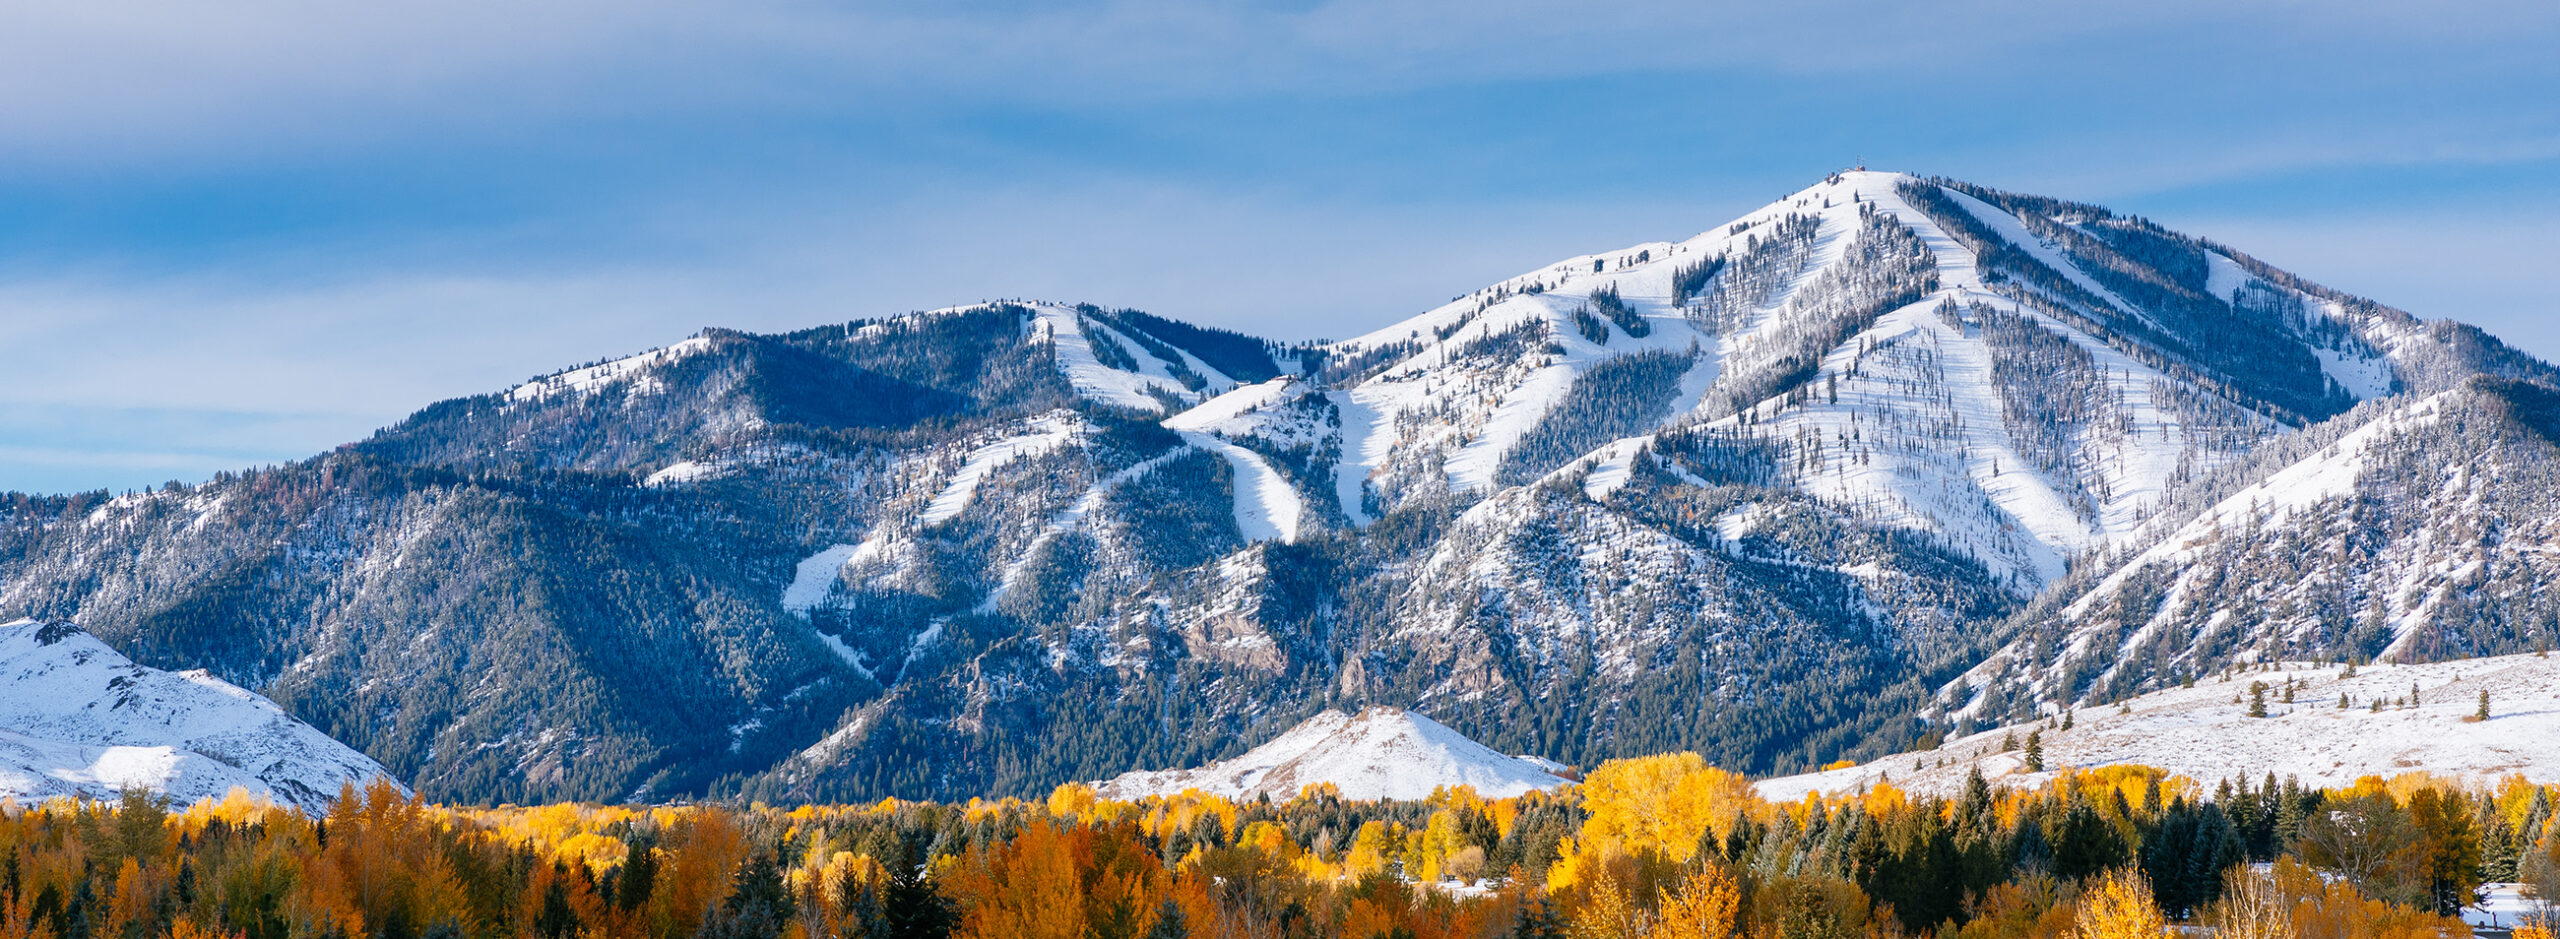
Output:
[[3, 756, 2557, 939]]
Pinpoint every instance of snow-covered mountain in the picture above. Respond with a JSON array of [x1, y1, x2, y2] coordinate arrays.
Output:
[[0, 619, 398, 812], [1759, 649, 2560, 801], [1094, 707, 1571, 802], [1289, 172, 2425, 582], [3, 170, 2554, 804], [1944, 376, 2560, 723]]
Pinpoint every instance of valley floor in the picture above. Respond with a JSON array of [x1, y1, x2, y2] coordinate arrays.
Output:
[[1761, 650, 2560, 800]]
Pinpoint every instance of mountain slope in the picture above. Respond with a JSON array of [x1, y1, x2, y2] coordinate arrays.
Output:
[[1944, 377, 2560, 724], [2, 171, 2552, 803], [1094, 706, 1571, 801], [1760, 649, 2560, 801], [0, 619, 396, 811]]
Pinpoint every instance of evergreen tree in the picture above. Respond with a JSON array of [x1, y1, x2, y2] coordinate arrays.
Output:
[[883, 847, 956, 939], [2141, 801, 2243, 918], [698, 854, 791, 939], [1505, 899, 1566, 939], [2051, 799, 2129, 881], [618, 832, 659, 913], [1143, 898, 1190, 939], [536, 874, 581, 939]]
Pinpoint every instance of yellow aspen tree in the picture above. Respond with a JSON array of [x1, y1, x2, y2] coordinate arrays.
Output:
[[1346, 822, 1398, 879], [1045, 784, 1100, 824], [1548, 836, 1611, 893], [104, 858, 146, 939], [953, 820, 1084, 939], [167, 917, 240, 939], [1412, 809, 1471, 882], [1647, 863, 1741, 939], [1573, 872, 1648, 939], [1579, 754, 1757, 864], [2075, 869, 2167, 939]]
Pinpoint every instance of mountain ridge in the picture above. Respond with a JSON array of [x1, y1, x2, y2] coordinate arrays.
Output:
[[4, 169, 2554, 804], [1092, 706, 1572, 802], [0, 618, 398, 811]]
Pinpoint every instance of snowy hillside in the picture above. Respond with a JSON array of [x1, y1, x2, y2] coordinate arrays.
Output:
[[1760, 650, 2560, 801], [1948, 377, 2560, 722], [1094, 707, 1572, 802], [9, 169, 2556, 804], [1284, 170, 2446, 587], [0, 619, 399, 812]]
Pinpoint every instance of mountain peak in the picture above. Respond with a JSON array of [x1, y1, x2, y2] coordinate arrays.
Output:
[[1094, 706, 1572, 802], [13, 169, 2560, 805], [0, 619, 401, 812]]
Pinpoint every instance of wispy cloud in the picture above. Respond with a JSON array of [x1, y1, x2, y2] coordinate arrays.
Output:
[[2, 1, 2556, 493]]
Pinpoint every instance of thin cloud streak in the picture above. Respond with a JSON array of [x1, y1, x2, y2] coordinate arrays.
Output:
[[5, 1, 2553, 158], [1, 2, 2556, 493]]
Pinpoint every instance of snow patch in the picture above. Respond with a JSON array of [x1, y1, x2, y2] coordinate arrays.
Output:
[[1028, 304, 1229, 411], [1763, 650, 2560, 801], [2203, 251, 2259, 304], [507, 336, 713, 405], [1177, 431, 1307, 543], [1095, 706, 1572, 802], [811, 629, 875, 680], [1164, 378, 1296, 432], [0, 619, 400, 812], [921, 414, 1082, 525], [781, 543, 873, 616], [644, 460, 722, 487]]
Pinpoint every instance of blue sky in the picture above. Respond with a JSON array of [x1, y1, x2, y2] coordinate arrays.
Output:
[[3, 0, 2557, 494]]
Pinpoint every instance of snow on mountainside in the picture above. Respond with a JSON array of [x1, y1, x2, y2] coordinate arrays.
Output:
[[1280, 170, 2441, 588], [9, 169, 2557, 806], [1026, 302, 1239, 411], [1094, 707, 1573, 802], [1947, 377, 2560, 721], [1760, 650, 2560, 801], [776, 310, 1312, 622], [505, 336, 716, 405], [0, 619, 399, 812]]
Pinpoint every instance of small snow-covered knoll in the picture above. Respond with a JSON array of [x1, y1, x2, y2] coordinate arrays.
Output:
[[1759, 650, 2560, 802], [1095, 706, 1572, 802], [0, 619, 401, 812]]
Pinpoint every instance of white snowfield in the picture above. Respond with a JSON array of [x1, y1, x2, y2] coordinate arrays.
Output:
[[506, 335, 714, 405], [1025, 303, 1235, 412], [780, 328, 1317, 620], [0, 619, 401, 812], [1163, 378, 1297, 432], [1177, 431, 1306, 544], [782, 542, 876, 616], [1940, 391, 2461, 719], [1094, 706, 1573, 802], [1758, 650, 2560, 802], [919, 414, 1084, 525], [1292, 170, 2392, 592]]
